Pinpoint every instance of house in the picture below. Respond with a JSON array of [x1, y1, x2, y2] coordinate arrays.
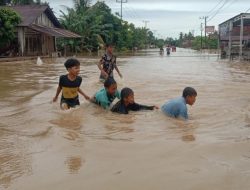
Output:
[[219, 13, 250, 60], [4, 5, 81, 56]]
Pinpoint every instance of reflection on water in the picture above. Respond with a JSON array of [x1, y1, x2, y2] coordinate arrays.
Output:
[[0, 48, 250, 190]]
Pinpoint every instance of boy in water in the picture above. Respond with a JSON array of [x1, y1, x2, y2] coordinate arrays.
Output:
[[111, 87, 158, 114], [161, 87, 197, 120], [98, 43, 122, 82], [53, 58, 90, 110], [92, 77, 120, 109]]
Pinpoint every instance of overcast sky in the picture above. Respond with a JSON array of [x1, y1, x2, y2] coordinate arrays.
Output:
[[46, 0, 250, 38]]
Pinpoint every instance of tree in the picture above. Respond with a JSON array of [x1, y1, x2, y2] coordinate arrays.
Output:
[[0, 8, 21, 48], [73, 0, 91, 13], [58, 0, 158, 53]]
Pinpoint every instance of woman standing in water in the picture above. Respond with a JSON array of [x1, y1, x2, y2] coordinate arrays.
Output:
[[98, 43, 123, 82]]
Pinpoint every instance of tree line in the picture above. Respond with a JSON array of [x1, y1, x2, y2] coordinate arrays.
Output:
[[164, 31, 218, 50], [0, 0, 218, 56], [57, 0, 160, 53]]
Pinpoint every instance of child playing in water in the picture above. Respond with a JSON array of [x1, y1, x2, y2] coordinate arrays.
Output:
[[92, 77, 121, 109], [98, 43, 122, 82], [161, 87, 197, 120], [53, 58, 90, 110], [111, 87, 158, 114]]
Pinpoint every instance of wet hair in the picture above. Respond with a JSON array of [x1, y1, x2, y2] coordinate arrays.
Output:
[[121, 87, 134, 102], [182, 87, 197, 98], [104, 77, 117, 88], [64, 58, 80, 69]]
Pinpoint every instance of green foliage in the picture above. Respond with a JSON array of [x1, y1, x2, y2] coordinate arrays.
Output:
[[191, 36, 218, 50], [0, 7, 21, 48], [58, 0, 158, 53]]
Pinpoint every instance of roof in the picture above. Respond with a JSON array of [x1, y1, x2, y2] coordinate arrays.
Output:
[[3, 5, 61, 27], [28, 24, 82, 38], [0, 5, 81, 38], [219, 13, 250, 26]]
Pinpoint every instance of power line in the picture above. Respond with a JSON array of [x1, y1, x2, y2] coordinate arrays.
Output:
[[207, 0, 225, 17], [116, 0, 128, 20], [122, 4, 139, 19], [246, 7, 250, 13], [123, 4, 142, 20], [207, 0, 230, 22], [222, 0, 238, 12]]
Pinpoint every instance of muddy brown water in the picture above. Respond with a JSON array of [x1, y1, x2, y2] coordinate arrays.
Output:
[[0, 48, 250, 190]]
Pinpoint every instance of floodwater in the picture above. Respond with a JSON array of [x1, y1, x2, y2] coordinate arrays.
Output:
[[0, 48, 250, 190]]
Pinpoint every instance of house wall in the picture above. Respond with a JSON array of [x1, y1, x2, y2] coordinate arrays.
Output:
[[25, 29, 42, 56], [41, 34, 55, 55], [219, 15, 250, 59], [18, 27, 55, 56], [17, 27, 25, 56], [34, 12, 54, 27]]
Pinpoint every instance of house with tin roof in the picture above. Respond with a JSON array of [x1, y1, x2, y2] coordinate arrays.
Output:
[[2, 5, 81, 56], [219, 13, 250, 60]]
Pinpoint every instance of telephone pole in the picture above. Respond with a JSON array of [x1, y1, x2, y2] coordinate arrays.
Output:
[[200, 16, 208, 48], [142, 20, 150, 28], [116, 0, 128, 21], [200, 23, 203, 50]]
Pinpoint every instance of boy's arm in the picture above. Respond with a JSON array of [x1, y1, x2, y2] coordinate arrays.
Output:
[[129, 103, 158, 111], [78, 88, 90, 101], [114, 64, 122, 78], [179, 106, 188, 120], [98, 59, 109, 79], [53, 86, 62, 102]]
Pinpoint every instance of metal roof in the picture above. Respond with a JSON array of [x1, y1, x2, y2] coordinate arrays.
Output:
[[0, 5, 81, 38], [219, 13, 250, 26], [3, 5, 61, 27], [28, 24, 82, 38]]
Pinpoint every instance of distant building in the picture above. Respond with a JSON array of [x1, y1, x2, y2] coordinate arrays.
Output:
[[2, 5, 81, 56], [219, 13, 250, 60]]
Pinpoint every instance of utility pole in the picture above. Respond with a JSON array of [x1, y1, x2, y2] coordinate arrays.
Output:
[[142, 20, 150, 28], [200, 23, 203, 50], [116, 0, 128, 21], [204, 16, 208, 49], [200, 16, 208, 48]]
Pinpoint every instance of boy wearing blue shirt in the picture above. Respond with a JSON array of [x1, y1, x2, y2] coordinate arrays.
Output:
[[161, 87, 197, 120]]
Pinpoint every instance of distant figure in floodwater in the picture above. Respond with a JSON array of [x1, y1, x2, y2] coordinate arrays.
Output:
[[160, 47, 164, 55], [172, 46, 176, 52], [98, 43, 122, 82], [36, 56, 43, 65], [111, 87, 158, 114], [53, 58, 90, 110], [92, 77, 121, 109], [166, 46, 171, 55], [161, 87, 197, 120]]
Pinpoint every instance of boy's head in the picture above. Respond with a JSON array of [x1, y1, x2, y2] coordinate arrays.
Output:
[[121, 87, 134, 105], [182, 87, 197, 105], [64, 58, 80, 76], [106, 43, 114, 54], [104, 77, 117, 96]]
